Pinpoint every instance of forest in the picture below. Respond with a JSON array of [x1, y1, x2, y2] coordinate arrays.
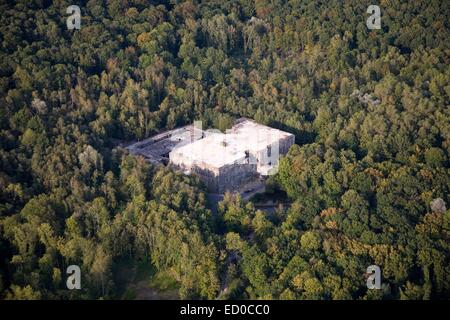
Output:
[[0, 0, 449, 299]]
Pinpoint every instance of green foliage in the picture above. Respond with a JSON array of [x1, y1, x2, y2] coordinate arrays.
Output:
[[300, 231, 322, 251], [0, 0, 448, 300]]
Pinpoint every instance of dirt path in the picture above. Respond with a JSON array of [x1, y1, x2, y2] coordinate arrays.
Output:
[[134, 280, 179, 300]]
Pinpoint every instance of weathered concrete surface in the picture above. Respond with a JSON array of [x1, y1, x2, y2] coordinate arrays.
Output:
[[169, 118, 295, 193]]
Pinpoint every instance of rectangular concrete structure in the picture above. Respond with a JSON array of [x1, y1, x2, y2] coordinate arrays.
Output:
[[169, 119, 295, 193], [125, 124, 203, 164]]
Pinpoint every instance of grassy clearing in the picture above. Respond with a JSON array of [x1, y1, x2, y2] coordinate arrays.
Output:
[[113, 259, 179, 300], [148, 270, 179, 291]]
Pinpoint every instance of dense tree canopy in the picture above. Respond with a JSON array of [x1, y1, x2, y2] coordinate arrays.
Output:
[[0, 0, 448, 299]]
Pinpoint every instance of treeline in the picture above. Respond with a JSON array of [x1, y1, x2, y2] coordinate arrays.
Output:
[[0, 0, 449, 299], [2, 151, 220, 299]]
